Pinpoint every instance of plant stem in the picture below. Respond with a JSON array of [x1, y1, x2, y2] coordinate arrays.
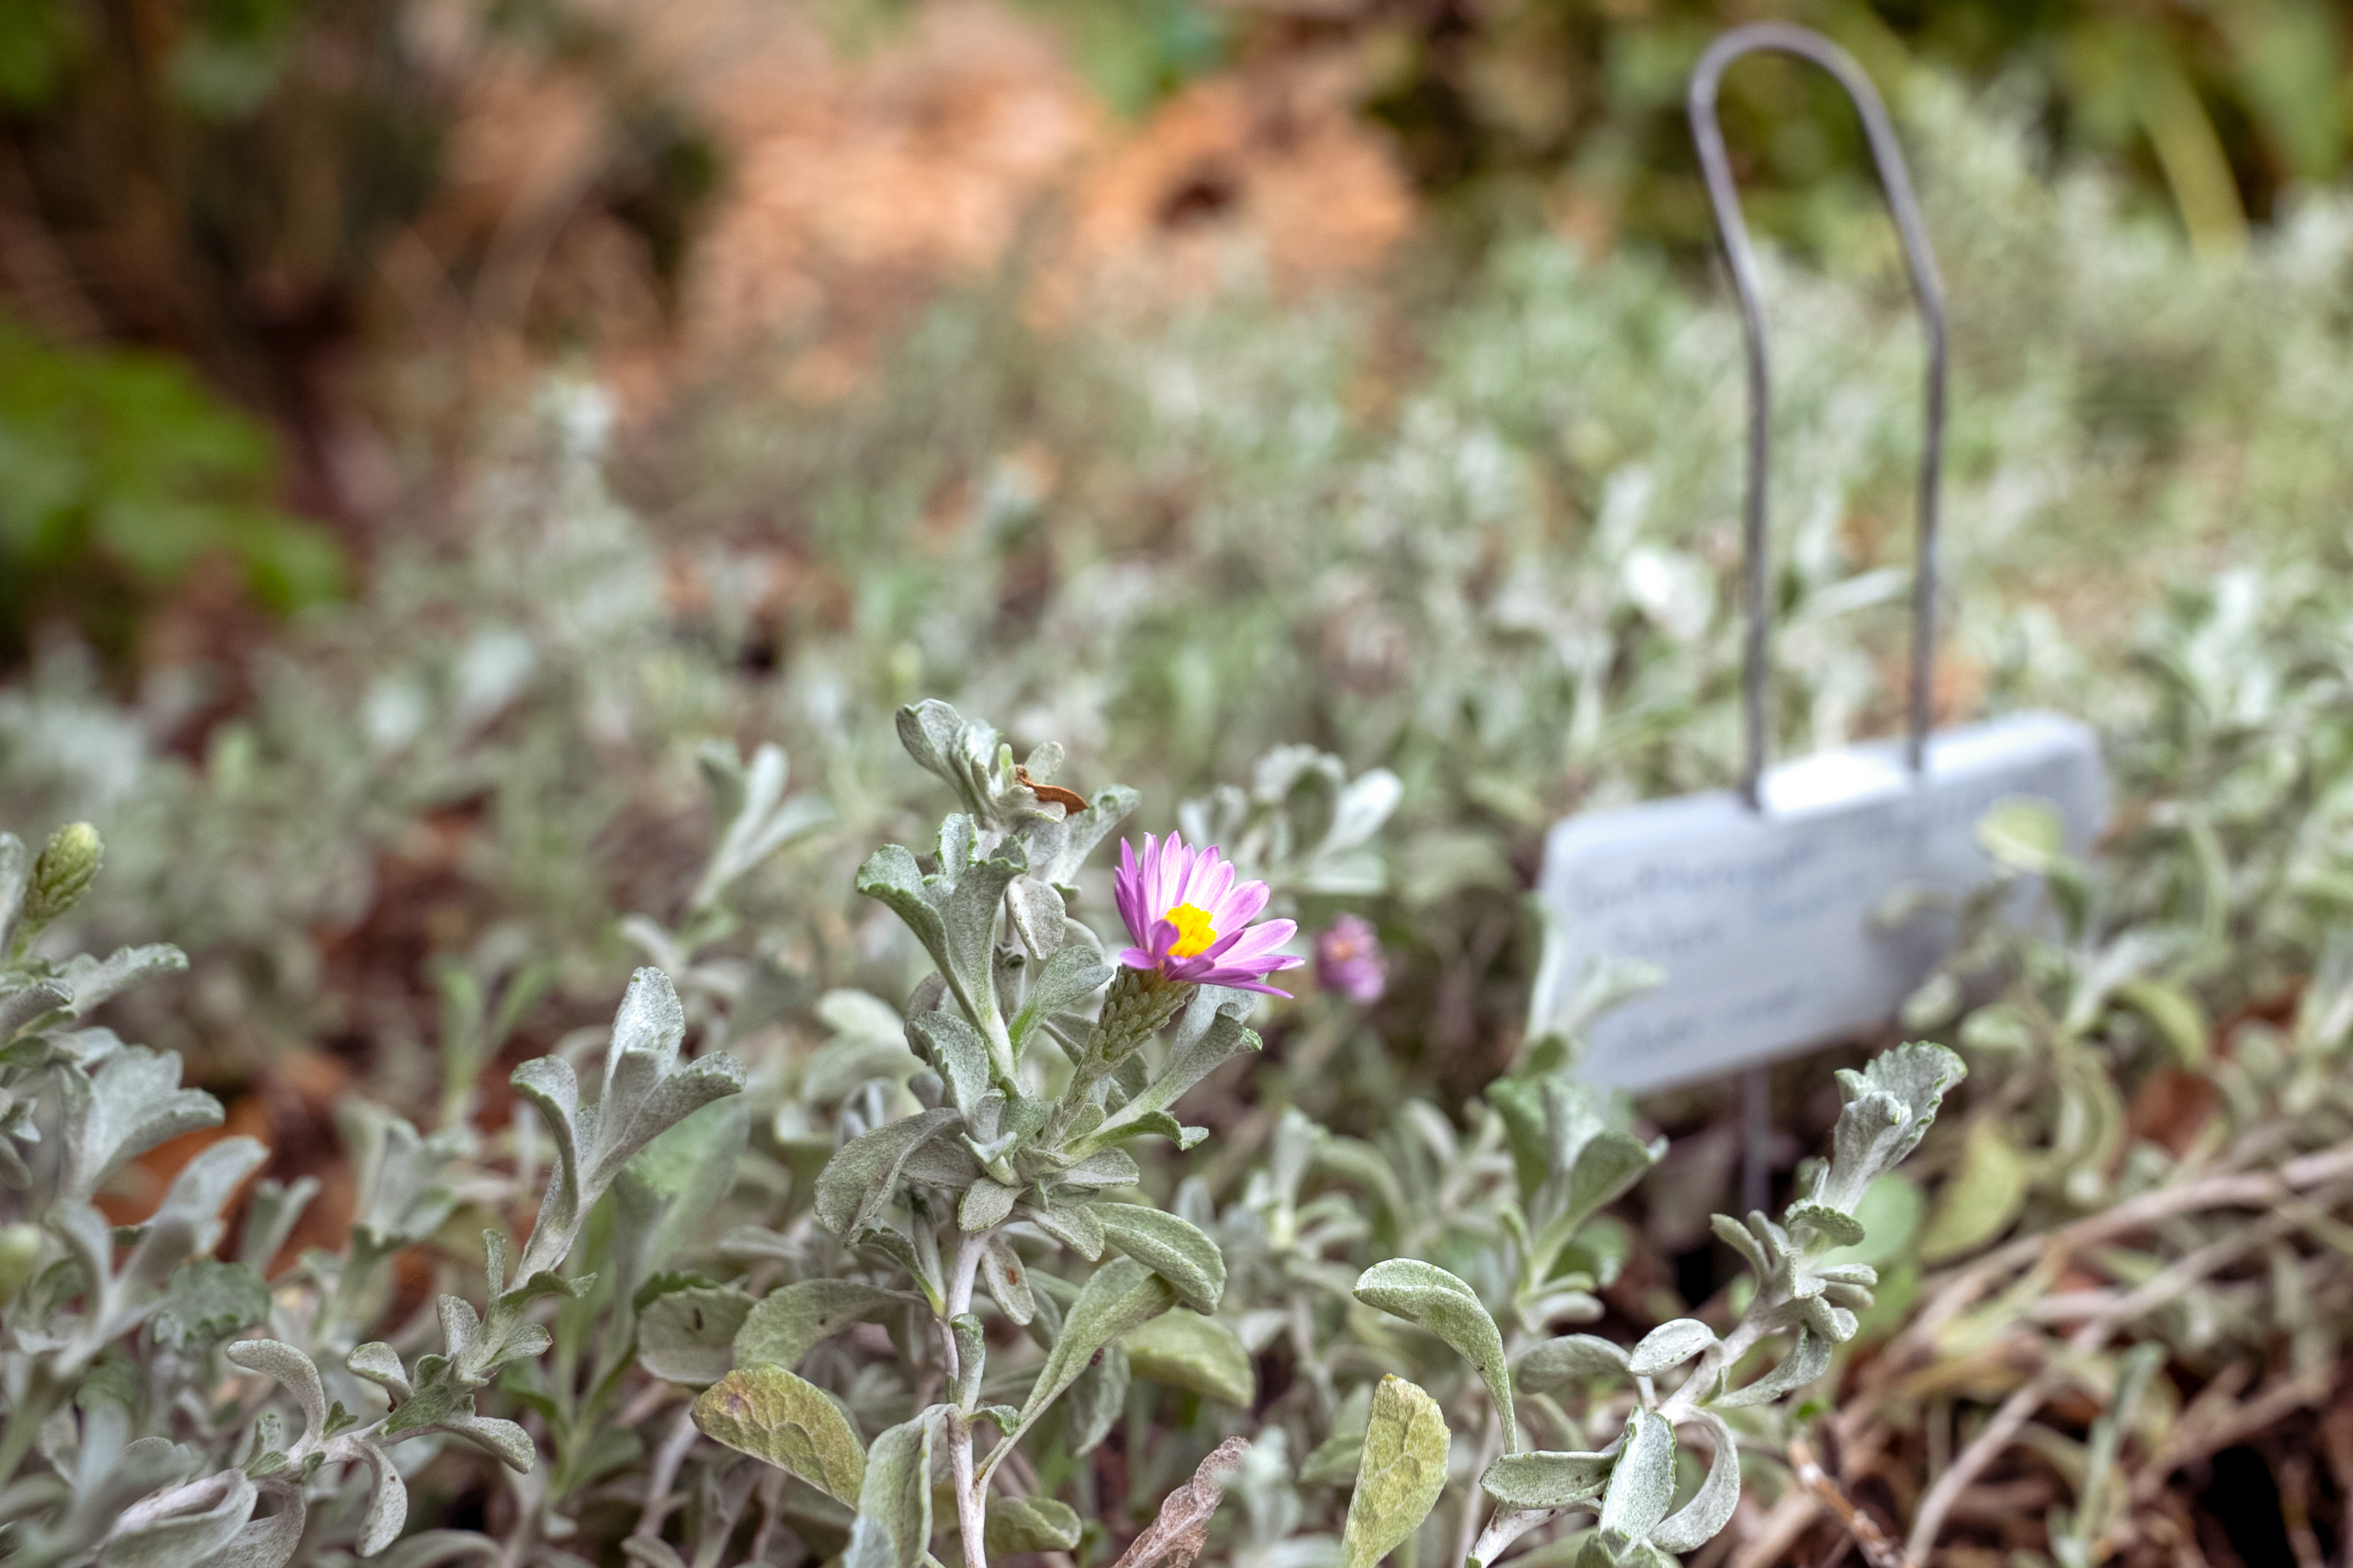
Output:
[[941, 1229, 993, 1568], [0, 1371, 56, 1492], [952, 1410, 989, 1568]]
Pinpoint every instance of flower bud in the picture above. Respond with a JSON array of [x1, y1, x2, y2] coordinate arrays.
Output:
[[0, 1223, 39, 1307], [22, 822, 101, 933]]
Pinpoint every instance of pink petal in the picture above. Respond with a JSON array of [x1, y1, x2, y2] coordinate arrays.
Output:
[[1209, 919, 1297, 963], [1116, 947, 1158, 970], [1203, 878, 1270, 934], [1115, 840, 1146, 942]]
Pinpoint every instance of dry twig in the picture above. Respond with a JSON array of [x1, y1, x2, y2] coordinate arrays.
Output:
[[1788, 1438, 1909, 1568]]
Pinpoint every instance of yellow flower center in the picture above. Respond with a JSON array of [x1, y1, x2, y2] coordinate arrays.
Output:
[[1163, 902, 1218, 958]]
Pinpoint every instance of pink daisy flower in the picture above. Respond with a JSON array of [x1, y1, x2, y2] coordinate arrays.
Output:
[[1314, 914, 1389, 1004], [1113, 832, 1304, 996]]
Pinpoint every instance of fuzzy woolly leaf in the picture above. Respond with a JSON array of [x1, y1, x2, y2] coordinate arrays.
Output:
[[692, 1366, 868, 1503], [1596, 1408, 1677, 1546], [509, 970, 745, 1279], [59, 945, 188, 1019], [1648, 1413, 1740, 1553], [100, 1470, 257, 1567], [1010, 946, 1113, 1051], [1021, 784, 1141, 889], [1005, 876, 1068, 960], [1353, 1259, 1514, 1451], [855, 821, 1024, 1059], [637, 1285, 754, 1385], [1514, 1335, 1630, 1393], [959, 1178, 1018, 1232], [64, 1044, 223, 1205], [1713, 1330, 1831, 1409], [733, 1280, 910, 1372], [1340, 1375, 1451, 1568], [984, 1495, 1082, 1554], [1123, 1309, 1255, 1406], [348, 1343, 412, 1403], [1011, 1257, 1177, 1445], [1023, 1198, 1106, 1260], [842, 1409, 937, 1568], [1062, 1342, 1129, 1456], [1811, 1042, 1965, 1214], [0, 978, 70, 1043], [1057, 1149, 1141, 1189], [812, 1107, 961, 1238], [228, 1341, 330, 1446], [982, 1235, 1035, 1325], [1626, 1319, 1716, 1378], [1091, 1202, 1226, 1313], [1481, 1449, 1613, 1510], [906, 1013, 991, 1112], [1785, 1203, 1865, 1249], [353, 1440, 408, 1557], [153, 1261, 268, 1348], [1083, 1008, 1262, 1149]]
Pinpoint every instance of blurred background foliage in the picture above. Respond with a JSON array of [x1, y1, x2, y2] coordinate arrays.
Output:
[[4, 0, 2351, 667]]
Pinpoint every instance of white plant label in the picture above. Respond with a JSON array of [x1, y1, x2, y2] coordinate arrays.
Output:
[[1538, 712, 2107, 1093]]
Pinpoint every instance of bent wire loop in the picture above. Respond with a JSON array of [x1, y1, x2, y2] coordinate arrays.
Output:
[[1686, 23, 1949, 809]]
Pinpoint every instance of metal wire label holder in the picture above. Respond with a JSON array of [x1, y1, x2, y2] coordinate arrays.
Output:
[[1535, 23, 2109, 1098]]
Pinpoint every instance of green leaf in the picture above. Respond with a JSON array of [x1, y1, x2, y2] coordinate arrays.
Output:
[[1978, 799, 2064, 875], [1648, 1412, 1739, 1553], [843, 1409, 938, 1568], [1002, 1257, 1177, 1456], [1625, 1319, 1715, 1378], [1514, 1335, 1630, 1393], [1011, 945, 1113, 1052], [615, 1097, 751, 1288], [637, 1285, 754, 1385], [692, 1365, 868, 1503], [1021, 784, 1141, 889], [1785, 1203, 1865, 1249], [2113, 979, 2210, 1068], [153, 1260, 268, 1347], [1080, 1008, 1262, 1151], [907, 1012, 992, 1112], [227, 1338, 329, 1442], [812, 1108, 963, 1238], [1918, 1119, 2029, 1263], [1340, 1375, 1451, 1568], [983, 1495, 1082, 1554], [1057, 1149, 1142, 1189], [508, 969, 747, 1282], [63, 1041, 222, 1205], [1062, 1342, 1129, 1456], [1481, 1449, 1614, 1509], [959, 1179, 1019, 1232], [341, 1102, 469, 1253], [1123, 1310, 1255, 1406], [1352, 1259, 1514, 1450], [1091, 1202, 1226, 1313], [98, 1468, 258, 1567], [855, 821, 1024, 1069], [982, 1236, 1036, 1325], [1808, 1042, 1966, 1215], [1595, 1408, 1675, 1547], [1022, 1198, 1106, 1260], [1713, 1330, 1831, 1409]]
